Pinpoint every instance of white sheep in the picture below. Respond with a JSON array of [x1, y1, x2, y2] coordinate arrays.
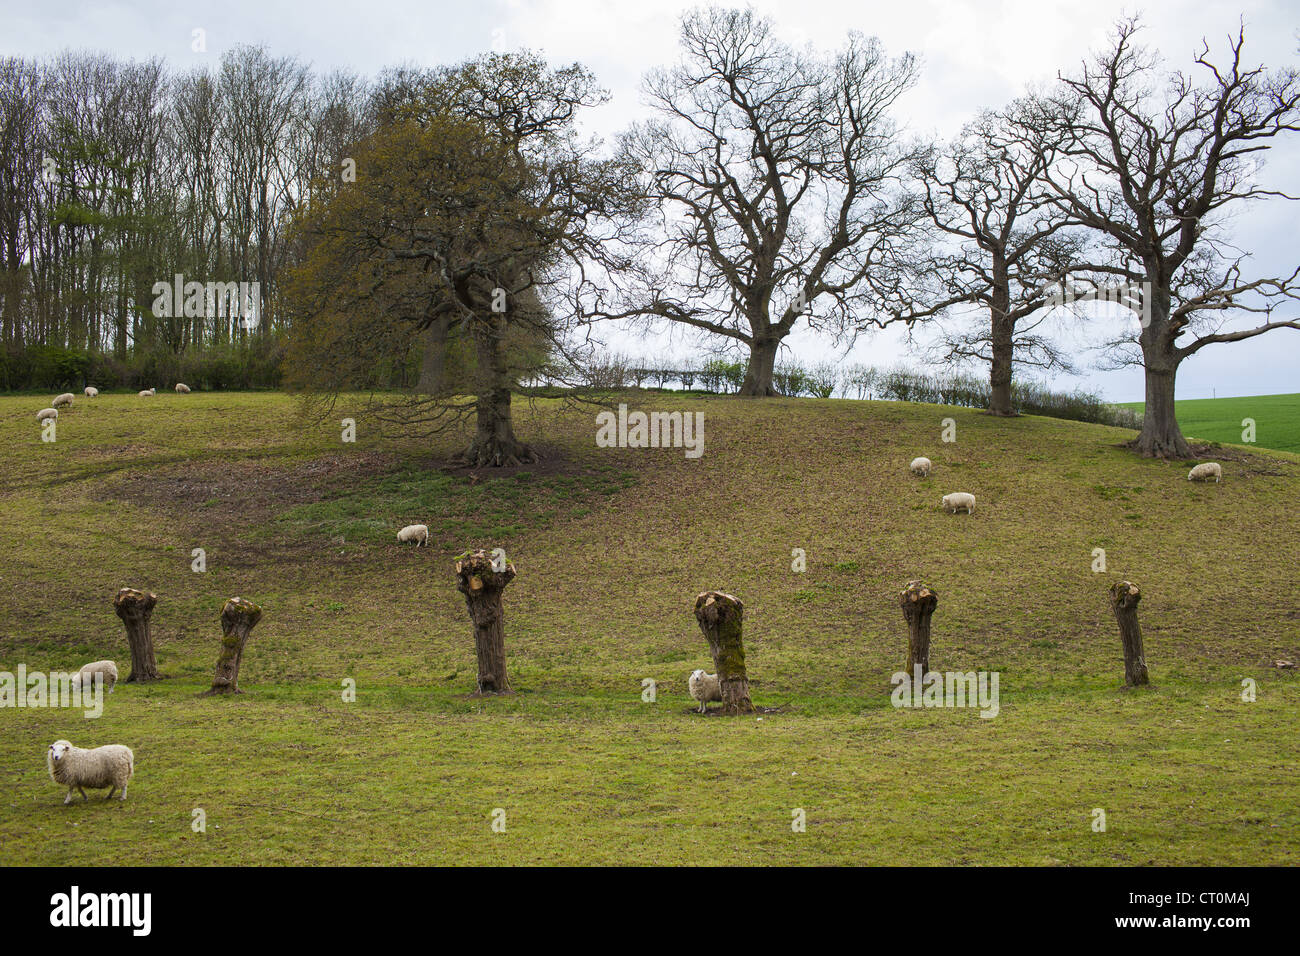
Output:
[[942, 492, 976, 514], [688, 669, 722, 713], [396, 523, 429, 547], [37, 407, 59, 423], [174, 383, 191, 393], [910, 456, 933, 477], [70, 660, 118, 694], [137, 388, 155, 397], [1188, 462, 1222, 482], [83, 386, 98, 398], [52, 392, 75, 408], [47, 740, 134, 804]]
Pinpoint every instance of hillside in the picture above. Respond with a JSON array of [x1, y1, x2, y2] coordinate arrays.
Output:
[[1, 391, 1297, 865]]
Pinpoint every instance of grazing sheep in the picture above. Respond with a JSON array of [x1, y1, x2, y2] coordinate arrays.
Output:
[[910, 456, 933, 477], [83, 386, 98, 398], [137, 388, 155, 397], [174, 383, 191, 393], [47, 740, 134, 804], [942, 492, 976, 514], [688, 669, 722, 713], [396, 523, 429, 547], [37, 407, 59, 423], [1188, 462, 1222, 482], [70, 660, 118, 694]]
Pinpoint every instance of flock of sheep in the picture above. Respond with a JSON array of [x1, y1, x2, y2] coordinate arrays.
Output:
[[35, 383, 193, 424], [37, 402, 1227, 800]]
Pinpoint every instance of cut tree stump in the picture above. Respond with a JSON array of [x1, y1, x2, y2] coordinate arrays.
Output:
[[899, 580, 938, 677], [455, 549, 515, 695], [202, 597, 263, 696], [1109, 580, 1150, 687], [113, 587, 160, 683], [694, 590, 754, 714]]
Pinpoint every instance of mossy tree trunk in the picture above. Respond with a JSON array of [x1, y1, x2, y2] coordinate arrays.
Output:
[[114, 588, 160, 683], [455, 549, 515, 694], [202, 597, 263, 696], [694, 590, 755, 714], [900, 581, 938, 677], [1109, 580, 1150, 687]]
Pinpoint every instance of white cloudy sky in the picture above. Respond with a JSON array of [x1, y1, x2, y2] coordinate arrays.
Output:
[[3, 0, 1297, 401]]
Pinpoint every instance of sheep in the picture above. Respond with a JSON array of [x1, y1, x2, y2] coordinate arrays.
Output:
[[942, 492, 976, 514], [910, 456, 933, 477], [174, 383, 191, 393], [47, 740, 134, 804], [70, 660, 118, 694], [137, 388, 155, 397], [52, 392, 75, 408], [688, 669, 722, 713], [1188, 462, 1222, 482], [396, 523, 429, 547], [83, 386, 98, 398], [36, 407, 59, 423]]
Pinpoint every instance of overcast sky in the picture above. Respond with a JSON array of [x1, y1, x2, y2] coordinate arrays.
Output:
[[3, 0, 1297, 401]]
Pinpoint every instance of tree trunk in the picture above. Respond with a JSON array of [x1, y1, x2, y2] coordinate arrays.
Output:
[[1133, 361, 1189, 458], [417, 314, 451, 393], [1109, 581, 1150, 687], [455, 549, 516, 694], [457, 320, 537, 467], [202, 597, 263, 695], [899, 581, 938, 676], [739, 336, 781, 397], [694, 590, 754, 714], [113, 588, 160, 683]]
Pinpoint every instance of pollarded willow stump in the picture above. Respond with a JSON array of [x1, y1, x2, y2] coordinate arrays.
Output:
[[202, 597, 263, 696], [113, 587, 159, 683], [900, 581, 938, 678], [455, 549, 516, 695], [1109, 580, 1150, 687], [694, 591, 754, 714]]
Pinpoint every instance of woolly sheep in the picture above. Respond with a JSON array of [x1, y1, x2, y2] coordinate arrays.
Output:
[[174, 382, 191, 393], [83, 386, 98, 398], [47, 740, 134, 804], [942, 492, 976, 514], [1188, 462, 1222, 482], [137, 388, 155, 397], [37, 407, 59, 423], [688, 669, 722, 713], [52, 392, 75, 408], [70, 659, 118, 694], [396, 523, 429, 547], [910, 456, 933, 477]]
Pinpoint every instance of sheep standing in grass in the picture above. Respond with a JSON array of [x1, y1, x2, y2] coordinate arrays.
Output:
[[52, 393, 75, 408], [71, 660, 118, 694], [942, 492, 976, 514], [397, 523, 429, 547], [47, 740, 134, 804], [1188, 462, 1222, 482], [84, 386, 98, 398], [174, 382, 191, 393], [37, 407, 58, 423], [688, 669, 722, 713], [138, 388, 155, 397], [910, 457, 933, 477]]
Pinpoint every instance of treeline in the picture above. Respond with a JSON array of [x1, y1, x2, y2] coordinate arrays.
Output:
[[531, 355, 1141, 428]]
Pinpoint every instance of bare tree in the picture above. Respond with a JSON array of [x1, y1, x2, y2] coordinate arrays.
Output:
[[605, 7, 922, 395], [895, 95, 1087, 416], [1048, 19, 1300, 457]]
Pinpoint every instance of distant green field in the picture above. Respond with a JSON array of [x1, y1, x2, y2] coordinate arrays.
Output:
[[1121, 393, 1300, 454]]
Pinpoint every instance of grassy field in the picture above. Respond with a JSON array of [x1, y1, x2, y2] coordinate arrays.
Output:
[[1120, 392, 1300, 454], [1, 390, 1297, 865]]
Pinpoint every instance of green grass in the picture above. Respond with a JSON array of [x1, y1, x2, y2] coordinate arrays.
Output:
[[1121, 392, 1300, 454], [1, 390, 1297, 865]]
